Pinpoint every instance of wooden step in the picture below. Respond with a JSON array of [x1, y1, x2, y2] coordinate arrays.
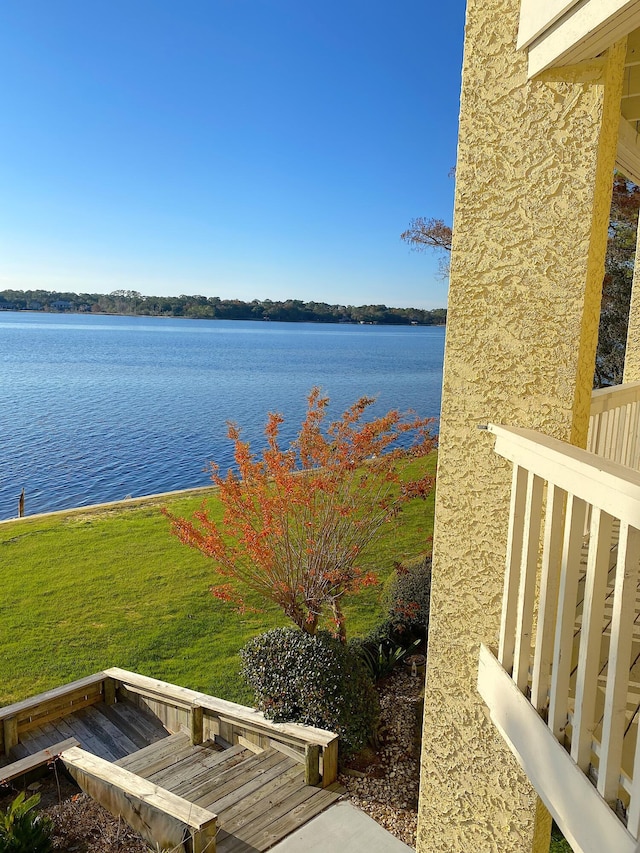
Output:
[[114, 732, 191, 774], [216, 783, 341, 853]]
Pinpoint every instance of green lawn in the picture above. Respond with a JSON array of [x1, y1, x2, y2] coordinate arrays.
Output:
[[0, 455, 435, 707]]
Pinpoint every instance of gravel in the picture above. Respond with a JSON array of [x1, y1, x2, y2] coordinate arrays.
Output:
[[339, 667, 423, 849]]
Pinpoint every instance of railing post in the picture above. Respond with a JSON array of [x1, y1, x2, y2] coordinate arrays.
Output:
[[513, 472, 544, 692], [571, 508, 613, 771], [103, 678, 116, 705], [190, 705, 204, 745], [321, 738, 338, 787], [498, 464, 528, 673], [531, 483, 566, 713], [3, 717, 18, 756], [549, 495, 586, 742], [598, 523, 640, 804], [304, 744, 321, 786]]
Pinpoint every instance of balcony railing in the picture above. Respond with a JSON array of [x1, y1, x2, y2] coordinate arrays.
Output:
[[588, 380, 640, 469], [478, 410, 640, 853]]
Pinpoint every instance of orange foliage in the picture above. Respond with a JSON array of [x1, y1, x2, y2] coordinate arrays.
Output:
[[163, 388, 436, 641]]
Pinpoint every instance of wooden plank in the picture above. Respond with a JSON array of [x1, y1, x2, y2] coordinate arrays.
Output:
[[62, 746, 217, 853], [478, 644, 639, 853], [213, 762, 302, 821], [572, 509, 614, 771], [3, 717, 17, 756], [221, 775, 311, 835], [526, 0, 640, 78], [549, 494, 586, 740], [188, 751, 286, 809], [17, 687, 104, 733], [517, 0, 581, 50], [77, 707, 139, 760], [90, 705, 151, 752], [321, 737, 338, 787], [103, 678, 116, 706], [221, 786, 340, 853], [191, 705, 204, 745], [20, 726, 54, 752], [55, 712, 118, 762], [43, 715, 81, 747], [105, 668, 337, 748], [532, 484, 566, 712], [218, 786, 318, 853], [269, 739, 304, 763], [95, 704, 150, 750], [626, 709, 640, 835], [108, 669, 204, 707], [0, 673, 107, 722], [102, 699, 168, 746], [114, 732, 192, 774], [147, 744, 227, 788], [166, 745, 247, 796], [598, 523, 640, 802], [590, 383, 640, 417], [498, 465, 528, 672], [62, 746, 218, 826], [0, 738, 79, 783], [237, 735, 264, 754], [304, 744, 321, 786], [513, 472, 544, 691]]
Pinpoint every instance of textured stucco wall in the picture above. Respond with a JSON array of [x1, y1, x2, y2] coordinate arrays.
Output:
[[416, 1, 626, 851], [624, 228, 640, 382]]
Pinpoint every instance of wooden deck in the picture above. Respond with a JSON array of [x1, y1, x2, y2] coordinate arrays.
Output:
[[114, 732, 342, 852], [0, 698, 168, 768], [0, 669, 342, 852]]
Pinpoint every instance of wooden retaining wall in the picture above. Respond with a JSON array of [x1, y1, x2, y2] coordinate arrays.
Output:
[[62, 746, 217, 853], [0, 669, 338, 788], [0, 673, 112, 756], [105, 668, 338, 787]]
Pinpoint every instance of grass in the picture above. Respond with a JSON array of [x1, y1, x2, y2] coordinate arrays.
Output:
[[0, 455, 435, 707]]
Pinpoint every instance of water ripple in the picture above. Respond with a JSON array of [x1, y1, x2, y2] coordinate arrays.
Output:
[[0, 314, 444, 520]]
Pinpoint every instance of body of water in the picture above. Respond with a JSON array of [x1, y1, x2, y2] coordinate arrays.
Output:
[[0, 313, 445, 520]]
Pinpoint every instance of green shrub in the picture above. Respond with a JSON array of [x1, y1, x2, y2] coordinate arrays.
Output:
[[386, 555, 431, 638], [0, 792, 53, 853], [240, 628, 380, 756]]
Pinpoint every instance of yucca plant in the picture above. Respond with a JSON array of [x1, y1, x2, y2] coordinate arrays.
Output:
[[355, 636, 421, 681], [0, 792, 53, 853]]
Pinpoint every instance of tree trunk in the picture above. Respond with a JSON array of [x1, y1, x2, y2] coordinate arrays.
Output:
[[331, 599, 347, 644]]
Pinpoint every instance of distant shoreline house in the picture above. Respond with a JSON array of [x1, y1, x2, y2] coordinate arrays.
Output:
[[418, 3, 640, 853], [49, 299, 74, 311]]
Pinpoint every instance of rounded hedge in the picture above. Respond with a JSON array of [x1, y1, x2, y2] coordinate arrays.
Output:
[[240, 628, 379, 757]]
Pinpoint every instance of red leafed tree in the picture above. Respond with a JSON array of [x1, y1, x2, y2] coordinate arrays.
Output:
[[164, 388, 436, 642]]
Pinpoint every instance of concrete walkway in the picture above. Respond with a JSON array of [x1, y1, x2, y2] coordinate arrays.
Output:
[[270, 801, 414, 852]]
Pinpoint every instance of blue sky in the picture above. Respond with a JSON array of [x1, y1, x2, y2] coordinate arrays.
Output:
[[0, 1, 466, 309]]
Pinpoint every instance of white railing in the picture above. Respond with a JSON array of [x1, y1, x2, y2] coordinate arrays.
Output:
[[483, 423, 640, 851], [588, 381, 640, 469]]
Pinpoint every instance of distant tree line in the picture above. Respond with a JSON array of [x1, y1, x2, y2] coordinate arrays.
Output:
[[0, 289, 447, 326]]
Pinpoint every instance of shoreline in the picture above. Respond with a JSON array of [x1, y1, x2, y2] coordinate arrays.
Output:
[[0, 483, 217, 526], [0, 308, 446, 327]]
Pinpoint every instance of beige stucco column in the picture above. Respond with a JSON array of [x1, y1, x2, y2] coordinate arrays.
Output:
[[416, 2, 626, 851], [623, 224, 640, 382]]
